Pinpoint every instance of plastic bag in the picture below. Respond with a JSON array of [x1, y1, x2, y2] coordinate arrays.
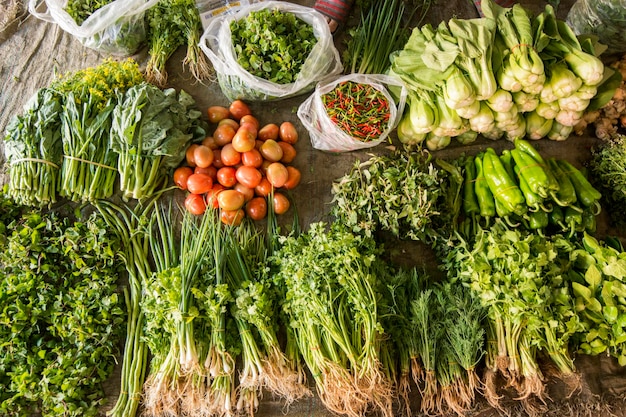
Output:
[[28, 0, 159, 56], [298, 74, 408, 153], [567, 0, 626, 56], [199, 1, 342, 101]]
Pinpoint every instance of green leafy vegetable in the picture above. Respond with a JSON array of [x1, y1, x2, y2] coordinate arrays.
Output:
[[230, 8, 317, 84]]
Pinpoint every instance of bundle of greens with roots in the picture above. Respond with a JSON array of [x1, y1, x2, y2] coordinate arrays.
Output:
[[141, 205, 308, 417], [442, 222, 582, 413], [145, 0, 212, 87], [270, 222, 394, 417]]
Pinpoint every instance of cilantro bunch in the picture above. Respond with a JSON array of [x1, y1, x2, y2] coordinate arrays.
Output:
[[230, 8, 317, 84], [0, 196, 125, 417]]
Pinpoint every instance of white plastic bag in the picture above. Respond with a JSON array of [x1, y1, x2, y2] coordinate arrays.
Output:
[[298, 73, 408, 153], [28, 0, 159, 55], [199, 1, 342, 101]]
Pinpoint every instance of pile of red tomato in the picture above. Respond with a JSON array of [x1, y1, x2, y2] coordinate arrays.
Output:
[[173, 99, 302, 226]]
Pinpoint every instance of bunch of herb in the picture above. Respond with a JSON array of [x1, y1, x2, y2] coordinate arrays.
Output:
[[330, 150, 455, 244], [590, 135, 626, 228], [271, 222, 394, 417], [111, 82, 206, 201], [93, 199, 157, 417], [343, 0, 426, 75], [64, 0, 114, 25], [145, 0, 184, 87], [443, 223, 580, 409], [3, 87, 63, 207], [0, 207, 125, 417], [224, 222, 310, 414], [230, 8, 317, 84]]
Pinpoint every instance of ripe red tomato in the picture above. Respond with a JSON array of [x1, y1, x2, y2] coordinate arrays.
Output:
[[265, 162, 289, 188], [255, 177, 272, 197], [217, 189, 245, 211], [235, 165, 262, 189], [216, 166, 237, 188], [234, 183, 254, 202], [260, 139, 283, 162], [220, 143, 242, 167], [214, 123, 237, 146], [241, 149, 264, 168], [193, 145, 215, 168], [186, 173, 214, 194], [283, 166, 302, 190], [212, 149, 224, 169], [173, 166, 193, 190], [245, 197, 268, 221], [202, 136, 219, 150], [231, 128, 256, 153], [278, 141, 297, 164], [273, 192, 290, 215], [185, 144, 199, 167], [279, 121, 298, 144], [205, 184, 225, 209], [194, 165, 217, 180], [207, 106, 231, 124], [185, 193, 207, 215], [239, 114, 259, 130], [229, 100, 252, 121], [258, 123, 279, 141], [220, 209, 245, 226]]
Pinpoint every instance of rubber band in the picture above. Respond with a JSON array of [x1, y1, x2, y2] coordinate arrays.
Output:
[[516, 163, 546, 173], [494, 185, 520, 197], [511, 43, 536, 53], [63, 155, 117, 171], [10, 157, 59, 168]]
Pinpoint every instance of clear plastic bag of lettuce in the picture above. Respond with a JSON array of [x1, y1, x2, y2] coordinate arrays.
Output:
[[199, 1, 342, 101], [566, 0, 626, 57], [28, 0, 159, 56]]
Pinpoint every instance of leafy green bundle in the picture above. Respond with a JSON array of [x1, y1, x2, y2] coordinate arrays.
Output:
[[111, 82, 205, 201], [0, 193, 125, 417]]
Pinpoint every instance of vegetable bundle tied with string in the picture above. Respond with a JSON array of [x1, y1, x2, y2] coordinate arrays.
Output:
[[271, 222, 394, 417], [110, 82, 206, 201]]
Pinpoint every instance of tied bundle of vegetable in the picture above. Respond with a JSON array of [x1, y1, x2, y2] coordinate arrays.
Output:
[[58, 90, 117, 202], [94, 199, 157, 417], [590, 135, 626, 227], [3, 88, 63, 207], [443, 222, 582, 411], [53, 59, 144, 202], [271, 222, 394, 417], [111, 82, 205, 201], [0, 199, 126, 417], [568, 234, 626, 365], [460, 139, 602, 238], [146, 0, 210, 87]]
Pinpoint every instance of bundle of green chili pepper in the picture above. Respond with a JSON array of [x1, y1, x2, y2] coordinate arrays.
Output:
[[321, 81, 391, 142], [460, 139, 602, 240]]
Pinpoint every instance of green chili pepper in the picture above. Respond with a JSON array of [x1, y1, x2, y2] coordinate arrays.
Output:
[[513, 164, 545, 212], [545, 157, 578, 208], [557, 159, 602, 212], [499, 149, 516, 180], [510, 148, 551, 199], [463, 158, 480, 217], [514, 139, 560, 192], [549, 204, 566, 230], [483, 151, 527, 216], [582, 208, 597, 234], [564, 205, 583, 236], [474, 153, 496, 221], [527, 209, 549, 230]]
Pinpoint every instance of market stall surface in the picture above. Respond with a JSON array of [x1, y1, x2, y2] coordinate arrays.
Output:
[[2, 0, 626, 416]]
